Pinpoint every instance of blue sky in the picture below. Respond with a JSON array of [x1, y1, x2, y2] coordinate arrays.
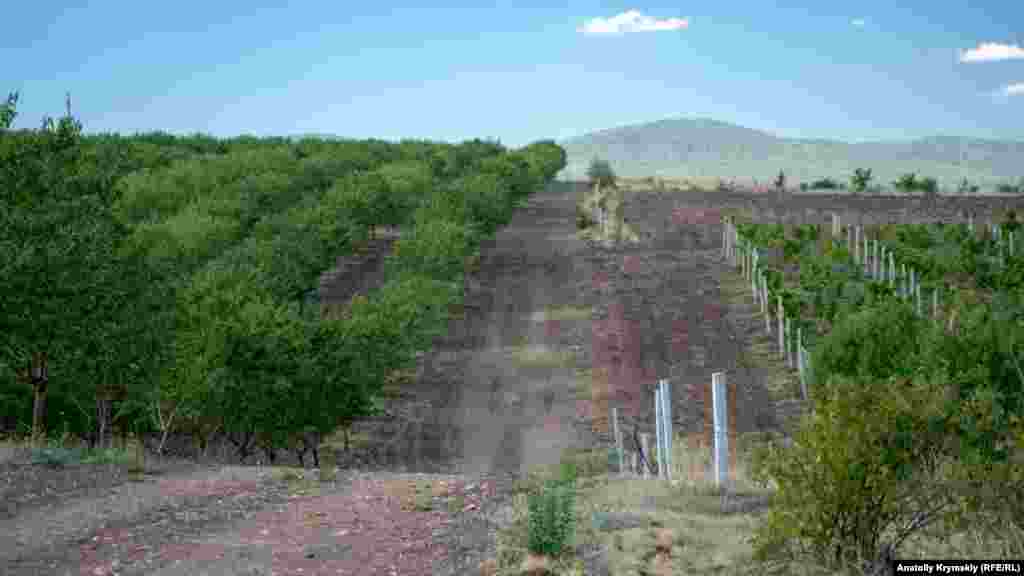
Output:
[[4, 1, 1023, 146]]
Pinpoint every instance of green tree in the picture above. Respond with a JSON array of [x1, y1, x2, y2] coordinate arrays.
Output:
[[893, 173, 918, 194], [0, 92, 148, 444], [850, 168, 872, 194], [919, 176, 938, 198], [774, 170, 786, 190], [586, 157, 616, 188], [958, 178, 979, 195]]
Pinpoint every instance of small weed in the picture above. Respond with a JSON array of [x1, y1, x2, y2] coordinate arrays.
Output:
[[447, 490, 466, 515], [318, 447, 337, 482], [82, 447, 134, 466], [412, 482, 434, 512], [526, 476, 577, 557], [30, 446, 84, 468], [394, 479, 435, 512]]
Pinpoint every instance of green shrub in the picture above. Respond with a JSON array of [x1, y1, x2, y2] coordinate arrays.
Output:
[[850, 168, 873, 194], [526, 477, 577, 557], [809, 299, 925, 393], [808, 178, 841, 190], [30, 445, 85, 468], [586, 157, 616, 189], [575, 204, 596, 230], [750, 372, 963, 570], [388, 215, 473, 281]]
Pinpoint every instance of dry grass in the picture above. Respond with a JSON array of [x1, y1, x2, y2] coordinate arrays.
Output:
[[494, 439, 773, 576], [0, 439, 22, 463], [497, 433, 1024, 575], [505, 345, 578, 368], [528, 306, 593, 323], [616, 176, 718, 193]]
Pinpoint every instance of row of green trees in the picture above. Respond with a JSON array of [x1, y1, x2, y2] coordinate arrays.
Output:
[[733, 220, 1024, 571], [796, 169, 1011, 195], [0, 91, 567, 465]]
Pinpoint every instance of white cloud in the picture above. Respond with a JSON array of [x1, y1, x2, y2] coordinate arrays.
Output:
[[1005, 83, 1024, 96], [851, 18, 866, 28], [960, 42, 1024, 63], [577, 10, 689, 35]]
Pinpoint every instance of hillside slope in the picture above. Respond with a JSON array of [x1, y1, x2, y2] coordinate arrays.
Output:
[[558, 117, 1024, 191]]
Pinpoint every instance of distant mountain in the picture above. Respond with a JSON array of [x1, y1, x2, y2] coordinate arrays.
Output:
[[558, 118, 1024, 191]]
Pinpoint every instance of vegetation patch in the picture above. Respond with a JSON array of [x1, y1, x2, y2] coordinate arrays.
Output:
[[528, 306, 592, 323], [506, 345, 577, 368]]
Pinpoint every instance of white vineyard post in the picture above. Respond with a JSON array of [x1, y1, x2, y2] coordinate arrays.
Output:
[[640, 433, 650, 479], [731, 222, 737, 266], [753, 251, 759, 303], [631, 452, 638, 478], [738, 238, 743, 276], [913, 269, 918, 304], [777, 296, 785, 360], [752, 241, 757, 278], [889, 252, 896, 289], [854, 225, 861, 265], [873, 239, 880, 278], [749, 243, 755, 282], [932, 288, 939, 322], [745, 242, 750, 281], [763, 275, 772, 335], [712, 372, 730, 489], [738, 237, 743, 277], [736, 226, 741, 266], [751, 250, 759, 303], [735, 225, 740, 265], [797, 326, 807, 400], [654, 386, 664, 480], [915, 282, 922, 316], [612, 407, 624, 477], [750, 243, 756, 284], [759, 271, 766, 314], [801, 345, 811, 400], [743, 240, 749, 278], [884, 248, 890, 285], [878, 246, 884, 282], [739, 239, 745, 277], [785, 317, 793, 368], [722, 219, 728, 261], [660, 379, 672, 482], [901, 263, 908, 298], [863, 228, 870, 275]]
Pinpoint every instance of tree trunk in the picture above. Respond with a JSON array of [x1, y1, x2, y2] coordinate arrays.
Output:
[[28, 352, 49, 447], [31, 383, 47, 445], [96, 394, 112, 450]]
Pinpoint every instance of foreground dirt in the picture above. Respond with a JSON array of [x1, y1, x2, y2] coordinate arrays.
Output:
[[0, 456, 520, 576]]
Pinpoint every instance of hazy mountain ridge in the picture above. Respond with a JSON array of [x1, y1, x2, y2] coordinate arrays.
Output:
[[558, 118, 1024, 190]]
